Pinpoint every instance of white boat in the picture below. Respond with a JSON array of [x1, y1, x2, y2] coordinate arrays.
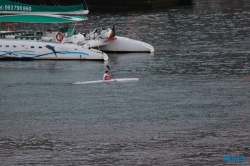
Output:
[[0, 14, 108, 60], [66, 27, 154, 53], [99, 35, 154, 53], [73, 78, 139, 84], [82, 27, 154, 53], [0, 0, 153, 53]]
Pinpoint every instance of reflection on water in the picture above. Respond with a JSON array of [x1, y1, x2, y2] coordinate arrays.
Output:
[[1, 0, 250, 165]]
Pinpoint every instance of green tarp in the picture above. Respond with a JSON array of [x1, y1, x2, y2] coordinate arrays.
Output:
[[0, 0, 84, 13], [0, 14, 88, 23]]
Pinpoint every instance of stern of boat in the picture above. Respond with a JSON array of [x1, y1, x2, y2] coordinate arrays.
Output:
[[88, 48, 109, 61]]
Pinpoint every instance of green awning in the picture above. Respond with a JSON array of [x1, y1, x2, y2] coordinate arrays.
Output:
[[0, 0, 86, 13], [0, 14, 88, 23]]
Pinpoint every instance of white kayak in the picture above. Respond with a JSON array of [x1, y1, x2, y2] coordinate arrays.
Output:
[[73, 78, 139, 84]]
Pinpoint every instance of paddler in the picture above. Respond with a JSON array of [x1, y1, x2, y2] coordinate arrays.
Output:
[[103, 70, 114, 80]]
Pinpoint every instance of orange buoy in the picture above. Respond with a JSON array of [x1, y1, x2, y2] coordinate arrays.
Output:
[[56, 32, 64, 42]]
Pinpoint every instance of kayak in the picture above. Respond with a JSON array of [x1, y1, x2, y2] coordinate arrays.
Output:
[[73, 78, 139, 84]]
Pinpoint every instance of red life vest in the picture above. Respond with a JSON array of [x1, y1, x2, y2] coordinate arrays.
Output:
[[103, 73, 109, 80]]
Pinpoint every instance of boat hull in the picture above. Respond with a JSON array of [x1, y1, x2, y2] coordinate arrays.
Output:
[[73, 78, 139, 84], [99, 36, 154, 53], [0, 39, 108, 60]]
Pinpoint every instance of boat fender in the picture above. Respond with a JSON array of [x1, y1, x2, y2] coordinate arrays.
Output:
[[71, 34, 85, 44], [6, 23, 14, 31], [56, 32, 64, 42]]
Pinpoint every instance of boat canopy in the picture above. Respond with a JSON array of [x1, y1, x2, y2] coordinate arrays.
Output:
[[0, 14, 88, 23], [0, 0, 88, 15]]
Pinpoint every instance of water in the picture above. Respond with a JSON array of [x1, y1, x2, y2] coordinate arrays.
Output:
[[1, 0, 250, 165]]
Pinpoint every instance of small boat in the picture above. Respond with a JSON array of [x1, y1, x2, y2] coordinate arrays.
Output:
[[99, 35, 154, 53], [73, 78, 139, 84], [83, 27, 154, 53]]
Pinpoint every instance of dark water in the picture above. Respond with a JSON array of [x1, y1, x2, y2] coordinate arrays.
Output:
[[1, 0, 250, 165]]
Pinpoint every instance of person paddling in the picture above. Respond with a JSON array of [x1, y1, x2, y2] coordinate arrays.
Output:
[[103, 70, 114, 80]]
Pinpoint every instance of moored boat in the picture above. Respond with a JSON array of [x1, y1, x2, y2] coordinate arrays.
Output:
[[0, 14, 108, 60], [99, 35, 154, 53], [78, 27, 154, 53], [0, 0, 154, 54]]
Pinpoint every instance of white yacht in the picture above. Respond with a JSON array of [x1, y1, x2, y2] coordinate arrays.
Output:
[[0, 14, 108, 60], [64, 27, 154, 53]]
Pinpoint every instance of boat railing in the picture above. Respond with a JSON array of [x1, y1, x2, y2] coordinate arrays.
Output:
[[85, 27, 141, 41], [94, 28, 110, 39], [85, 28, 97, 39], [0, 31, 23, 38], [0, 30, 37, 38]]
